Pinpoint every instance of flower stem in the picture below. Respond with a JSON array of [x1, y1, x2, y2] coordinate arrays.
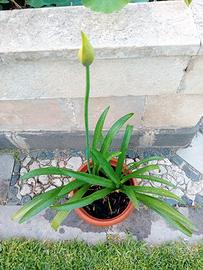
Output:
[[85, 66, 91, 174]]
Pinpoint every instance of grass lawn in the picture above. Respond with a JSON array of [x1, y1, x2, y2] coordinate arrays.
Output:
[[0, 238, 203, 270]]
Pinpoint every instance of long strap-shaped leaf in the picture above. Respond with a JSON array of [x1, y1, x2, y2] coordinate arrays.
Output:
[[122, 186, 139, 208], [92, 106, 110, 174], [51, 184, 90, 231], [101, 113, 134, 155], [121, 174, 175, 188], [116, 125, 133, 177], [124, 186, 183, 203], [52, 188, 113, 211], [12, 186, 63, 221], [121, 165, 160, 183], [134, 193, 196, 236], [13, 180, 84, 223], [21, 167, 115, 189], [92, 149, 120, 187], [127, 156, 164, 171], [92, 106, 110, 150]]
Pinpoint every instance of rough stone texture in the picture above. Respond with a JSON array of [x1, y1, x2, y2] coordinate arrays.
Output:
[[0, 2, 199, 58], [0, 96, 145, 131], [0, 2, 202, 142], [144, 95, 203, 128], [0, 154, 14, 204], [0, 154, 14, 179], [2, 126, 198, 150], [0, 99, 75, 131], [181, 56, 203, 94], [72, 96, 145, 129], [0, 57, 191, 100], [192, 0, 203, 55], [0, 2, 200, 100], [177, 132, 203, 174], [0, 134, 15, 150]]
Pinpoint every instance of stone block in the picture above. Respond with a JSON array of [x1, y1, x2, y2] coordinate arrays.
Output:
[[0, 133, 15, 149], [0, 56, 190, 100], [0, 2, 199, 58], [72, 96, 145, 130], [0, 154, 14, 204], [0, 99, 75, 131], [192, 0, 203, 55], [144, 94, 203, 128], [181, 56, 203, 94]]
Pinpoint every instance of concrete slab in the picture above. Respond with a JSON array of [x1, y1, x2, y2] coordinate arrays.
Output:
[[1, 206, 202, 244], [0, 154, 14, 204], [177, 132, 203, 174]]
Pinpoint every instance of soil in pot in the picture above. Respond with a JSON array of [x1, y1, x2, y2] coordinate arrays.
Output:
[[83, 186, 130, 219], [83, 181, 131, 219]]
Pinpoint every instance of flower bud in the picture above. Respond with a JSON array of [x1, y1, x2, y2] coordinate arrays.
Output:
[[78, 31, 94, 66]]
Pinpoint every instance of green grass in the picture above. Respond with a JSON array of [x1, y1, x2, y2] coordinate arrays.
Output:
[[0, 238, 203, 270]]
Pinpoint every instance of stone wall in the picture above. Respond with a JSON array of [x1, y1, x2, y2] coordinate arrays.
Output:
[[0, 0, 203, 150]]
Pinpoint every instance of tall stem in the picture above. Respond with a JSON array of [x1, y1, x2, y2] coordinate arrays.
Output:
[[84, 66, 91, 174]]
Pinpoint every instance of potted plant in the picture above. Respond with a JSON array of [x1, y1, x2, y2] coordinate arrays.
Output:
[[13, 32, 196, 236]]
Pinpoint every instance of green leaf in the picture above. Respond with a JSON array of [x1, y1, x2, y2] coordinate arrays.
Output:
[[127, 156, 164, 171], [116, 125, 133, 177], [92, 106, 110, 174], [122, 174, 175, 188], [184, 0, 192, 6], [21, 167, 115, 189], [134, 193, 196, 236], [56, 180, 85, 197], [13, 187, 62, 222], [93, 151, 121, 176], [122, 186, 139, 208], [13, 180, 84, 223], [121, 165, 160, 183], [52, 188, 113, 211], [101, 113, 134, 156], [92, 106, 110, 151], [0, 0, 9, 3], [124, 186, 183, 203], [82, 0, 129, 13], [106, 152, 121, 161], [27, 0, 72, 8], [51, 184, 90, 230], [91, 149, 120, 186]]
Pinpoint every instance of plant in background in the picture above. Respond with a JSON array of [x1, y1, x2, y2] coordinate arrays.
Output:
[[0, 0, 192, 12], [13, 32, 196, 236]]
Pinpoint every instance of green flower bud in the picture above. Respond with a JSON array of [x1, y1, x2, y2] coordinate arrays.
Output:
[[78, 31, 94, 66]]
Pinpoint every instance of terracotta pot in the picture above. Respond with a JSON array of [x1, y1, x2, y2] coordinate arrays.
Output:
[[74, 158, 138, 227]]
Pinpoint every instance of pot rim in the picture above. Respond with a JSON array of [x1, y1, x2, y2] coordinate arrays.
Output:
[[73, 158, 138, 227]]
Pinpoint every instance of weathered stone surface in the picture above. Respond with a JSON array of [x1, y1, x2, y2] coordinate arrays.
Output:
[[0, 134, 15, 149], [192, 0, 203, 55], [144, 95, 203, 128], [0, 99, 75, 131], [0, 154, 14, 204], [0, 57, 191, 100], [73, 96, 145, 129], [0, 154, 14, 179], [177, 132, 203, 175], [0, 2, 199, 58], [181, 56, 203, 94], [0, 1, 200, 100]]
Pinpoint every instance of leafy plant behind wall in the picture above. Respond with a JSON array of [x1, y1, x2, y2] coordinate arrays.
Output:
[[0, 0, 192, 11]]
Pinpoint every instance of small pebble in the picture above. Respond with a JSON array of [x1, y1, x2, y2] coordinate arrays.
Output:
[[20, 184, 32, 196], [38, 175, 49, 185]]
